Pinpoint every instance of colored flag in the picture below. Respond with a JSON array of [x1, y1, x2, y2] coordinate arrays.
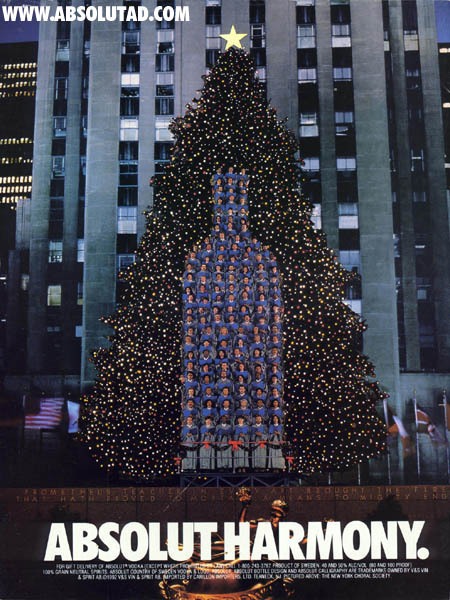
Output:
[[67, 400, 80, 434], [383, 400, 414, 457], [415, 403, 447, 445], [24, 398, 64, 430], [415, 404, 432, 433]]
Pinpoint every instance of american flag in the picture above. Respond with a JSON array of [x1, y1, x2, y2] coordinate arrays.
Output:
[[24, 398, 64, 430]]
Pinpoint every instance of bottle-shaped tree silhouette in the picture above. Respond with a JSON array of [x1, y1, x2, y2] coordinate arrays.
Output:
[[180, 169, 285, 472], [80, 48, 386, 481]]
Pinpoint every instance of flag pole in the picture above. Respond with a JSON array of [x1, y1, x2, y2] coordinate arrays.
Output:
[[413, 390, 421, 483], [383, 398, 392, 485], [442, 390, 450, 484]]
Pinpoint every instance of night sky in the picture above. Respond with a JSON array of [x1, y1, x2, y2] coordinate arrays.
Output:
[[0, 1, 450, 44]]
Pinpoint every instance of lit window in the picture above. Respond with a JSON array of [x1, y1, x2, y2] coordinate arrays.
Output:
[[206, 25, 221, 49], [118, 206, 137, 234], [299, 112, 318, 137], [77, 239, 84, 262], [47, 285, 62, 306], [338, 203, 358, 228], [311, 203, 321, 229], [53, 117, 66, 137], [48, 240, 63, 263], [298, 67, 317, 83], [155, 118, 173, 141], [303, 157, 320, 171], [251, 24, 265, 48], [121, 73, 140, 86], [75, 325, 82, 337], [297, 25, 316, 48], [336, 156, 356, 170], [339, 250, 361, 272], [77, 281, 83, 305], [333, 67, 352, 80], [120, 118, 139, 141]]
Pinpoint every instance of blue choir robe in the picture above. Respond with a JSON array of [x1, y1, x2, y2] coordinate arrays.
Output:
[[183, 343, 196, 354], [181, 424, 198, 471], [251, 379, 266, 393], [199, 356, 213, 367], [201, 407, 218, 421], [269, 407, 283, 420], [182, 406, 198, 419], [201, 382, 215, 395], [252, 393, 267, 405], [216, 424, 233, 469], [235, 407, 251, 420], [219, 406, 234, 419], [233, 424, 249, 468], [251, 424, 268, 469], [203, 394, 217, 405], [268, 424, 285, 470], [252, 404, 267, 417], [199, 425, 216, 470]]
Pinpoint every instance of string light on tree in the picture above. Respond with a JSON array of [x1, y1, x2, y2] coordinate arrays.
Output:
[[79, 46, 387, 481]]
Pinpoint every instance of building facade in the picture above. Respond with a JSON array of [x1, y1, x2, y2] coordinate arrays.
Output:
[[6, 0, 450, 482], [0, 42, 37, 376]]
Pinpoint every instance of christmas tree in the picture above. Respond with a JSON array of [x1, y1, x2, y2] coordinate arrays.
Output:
[[80, 46, 387, 481]]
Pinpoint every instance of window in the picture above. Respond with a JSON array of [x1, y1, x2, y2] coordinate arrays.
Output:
[[155, 118, 173, 141], [156, 54, 174, 72], [122, 30, 140, 54], [156, 72, 174, 86], [404, 31, 419, 51], [121, 73, 140, 86], [118, 206, 137, 234], [255, 66, 266, 81], [206, 49, 220, 67], [54, 77, 68, 100], [311, 203, 321, 229], [121, 54, 140, 73], [119, 162, 138, 186], [335, 111, 353, 135], [302, 157, 320, 171], [52, 156, 65, 177], [413, 190, 427, 202], [206, 0, 221, 5], [205, 5, 221, 24], [75, 325, 83, 337], [49, 198, 64, 237], [335, 111, 353, 123], [333, 67, 352, 80], [56, 40, 69, 61], [155, 142, 172, 161], [206, 25, 221, 49], [157, 41, 174, 54], [297, 25, 316, 48], [118, 187, 138, 206], [120, 118, 139, 141], [47, 285, 62, 306], [343, 299, 362, 315], [120, 97, 139, 116], [296, 5, 315, 24], [53, 116, 66, 137], [155, 96, 174, 115], [338, 202, 358, 228], [250, 0, 265, 24], [251, 24, 265, 48], [117, 253, 135, 272], [119, 141, 139, 161], [250, 49, 266, 67], [336, 156, 356, 170], [298, 67, 317, 83], [77, 239, 84, 262], [48, 240, 63, 263], [331, 23, 351, 47], [410, 149, 424, 172], [297, 0, 314, 5], [299, 112, 318, 137], [339, 250, 361, 272], [77, 282, 83, 306]]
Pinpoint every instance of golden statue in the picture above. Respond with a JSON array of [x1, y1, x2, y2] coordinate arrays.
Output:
[[159, 488, 295, 600]]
